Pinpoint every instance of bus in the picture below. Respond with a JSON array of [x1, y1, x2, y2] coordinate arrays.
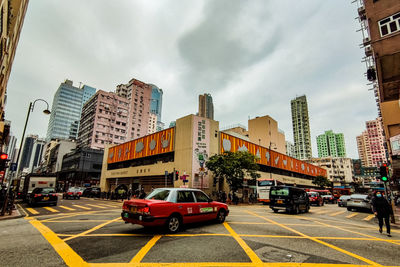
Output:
[[256, 179, 284, 205]]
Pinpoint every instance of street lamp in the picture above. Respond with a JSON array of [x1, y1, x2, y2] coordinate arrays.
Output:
[[269, 141, 277, 180], [1, 99, 50, 216]]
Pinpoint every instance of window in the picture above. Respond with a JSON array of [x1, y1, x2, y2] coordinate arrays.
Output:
[[194, 191, 209, 202], [379, 12, 400, 37], [177, 191, 195, 203]]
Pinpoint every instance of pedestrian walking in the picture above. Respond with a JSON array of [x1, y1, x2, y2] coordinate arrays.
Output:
[[371, 191, 393, 237]]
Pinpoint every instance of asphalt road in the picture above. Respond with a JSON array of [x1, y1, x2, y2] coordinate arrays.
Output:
[[1, 198, 399, 267]]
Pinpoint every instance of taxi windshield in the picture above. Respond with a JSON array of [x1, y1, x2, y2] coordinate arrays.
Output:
[[145, 189, 170, 201], [270, 188, 289, 196], [258, 180, 273, 186]]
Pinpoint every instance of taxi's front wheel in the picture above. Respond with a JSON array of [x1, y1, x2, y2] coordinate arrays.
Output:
[[166, 215, 181, 233], [216, 209, 226, 223]]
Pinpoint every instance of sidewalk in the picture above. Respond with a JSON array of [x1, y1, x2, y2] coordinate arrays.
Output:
[[0, 207, 23, 221], [394, 205, 400, 226]]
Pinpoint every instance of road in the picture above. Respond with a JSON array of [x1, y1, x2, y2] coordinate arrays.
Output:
[[1, 198, 399, 266]]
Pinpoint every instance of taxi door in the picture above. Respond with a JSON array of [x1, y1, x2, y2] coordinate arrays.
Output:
[[193, 191, 215, 221], [176, 190, 197, 224]]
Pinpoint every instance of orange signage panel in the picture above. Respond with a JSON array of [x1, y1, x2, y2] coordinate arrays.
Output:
[[107, 127, 175, 164], [220, 132, 326, 177]]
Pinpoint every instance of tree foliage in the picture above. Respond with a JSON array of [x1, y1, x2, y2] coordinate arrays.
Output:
[[312, 175, 331, 188], [205, 151, 261, 191]]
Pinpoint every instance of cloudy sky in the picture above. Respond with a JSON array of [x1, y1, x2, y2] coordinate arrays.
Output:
[[6, 0, 377, 159]]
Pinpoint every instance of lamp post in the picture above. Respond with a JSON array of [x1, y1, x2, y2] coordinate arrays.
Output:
[[269, 141, 277, 181], [1, 99, 50, 216]]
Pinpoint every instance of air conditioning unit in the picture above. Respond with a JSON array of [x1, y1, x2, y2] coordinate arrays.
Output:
[[358, 6, 366, 20], [363, 37, 371, 46], [365, 46, 373, 57]]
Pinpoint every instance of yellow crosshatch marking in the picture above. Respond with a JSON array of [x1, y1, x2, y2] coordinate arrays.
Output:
[[72, 205, 92, 210], [26, 208, 39, 215], [87, 204, 110, 209], [363, 214, 375, 221], [346, 212, 359, 218], [330, 210, 346, 216], [130, 235, 162, 263], [58, 205, 76, 211], [43, 207, 59, 213]]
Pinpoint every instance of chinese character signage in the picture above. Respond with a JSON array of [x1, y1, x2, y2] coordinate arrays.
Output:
[[192, 116, 210, 189]]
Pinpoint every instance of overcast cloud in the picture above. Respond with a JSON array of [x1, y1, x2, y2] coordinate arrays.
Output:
[[5, 0, 377, 159]]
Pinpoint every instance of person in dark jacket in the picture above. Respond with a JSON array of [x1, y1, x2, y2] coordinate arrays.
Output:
[[371, 191, 393, 237]]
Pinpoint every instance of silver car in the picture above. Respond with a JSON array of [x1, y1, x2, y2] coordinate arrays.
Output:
[[346, 194, 372, 212], [338, 195, 351, 207]]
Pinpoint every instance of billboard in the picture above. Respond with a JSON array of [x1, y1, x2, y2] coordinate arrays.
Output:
[[107, 127, 175, 164], [390, 134, 400, 156], [220, 132, 326, 177], [192, 117, 210, 189]]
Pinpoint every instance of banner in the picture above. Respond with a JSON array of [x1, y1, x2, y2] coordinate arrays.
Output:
[[192, 117, 210, 189]]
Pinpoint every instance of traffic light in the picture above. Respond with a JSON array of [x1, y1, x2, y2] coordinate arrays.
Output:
[[175, 170, 179, 181], [0, 153, 9, 171], [379, 163, 388, 182]]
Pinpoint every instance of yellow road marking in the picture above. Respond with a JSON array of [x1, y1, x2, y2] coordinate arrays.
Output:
[[58, 205, 76, 211], [223, 222, 262, 264], [363, 214, 375, 221], [130, 235, 162, 263], [17, 204, 29, 217], [43, 207, 59, 213], [45, 220, 110, 223], [86, 263, 387, 267], [330, 211, 346, 217], [246, 211, 381, 266], [346, 212, 358, 218], [63, 217, 121, 241], [41, 210, 98, 222], [72, 205, 92, 210], [26, 208, 39, 215], [29, 219, 87, 266], [87, 204, 109, 209]]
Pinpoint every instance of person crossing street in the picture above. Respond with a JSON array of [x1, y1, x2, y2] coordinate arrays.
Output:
[[371, 191, 393, 237]]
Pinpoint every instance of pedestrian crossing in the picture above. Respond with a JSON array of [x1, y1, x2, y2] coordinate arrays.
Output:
[[23, 201, 122, 216]]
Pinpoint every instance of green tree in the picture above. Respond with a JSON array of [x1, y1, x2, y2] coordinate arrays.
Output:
[[312, 175, 331, 188], [206, 151, 261, 192]]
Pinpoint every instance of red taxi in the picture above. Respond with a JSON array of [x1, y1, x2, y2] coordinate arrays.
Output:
[[121, 188, 229, 233], [307, 191, 324, 206]]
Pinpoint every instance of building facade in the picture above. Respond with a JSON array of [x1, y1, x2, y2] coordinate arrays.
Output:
[[198, 93, 214, 120], [291, 95, 312, 160], [46, 80, 96, 141], [356, 118, 387, 167], [78, 90, 130, 150], [308, 157, 354, 185], [17, 135, 45, 174], [116, 78, 152, 139], [0, 0, 29, 146], [42, 139, 76, 173], [247, 115, 286, 154], [316, 130, 346, 158], [149, 84, 164, 131], [100, 114, 326, 197], [58, 148, 103, 189], [356, 0, 400, 181]]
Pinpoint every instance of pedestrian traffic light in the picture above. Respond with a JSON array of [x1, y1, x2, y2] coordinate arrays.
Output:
[[175, 170, 179, 181], [0, 153, 9, 170], [379, 163, 388, 182]]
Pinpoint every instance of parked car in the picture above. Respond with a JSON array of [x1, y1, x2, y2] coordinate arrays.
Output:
[[27, 187, 58, 206], [121, 188, 229, 233], [269, 186, 310, 214], [82, 187, 93, 197], [338, 195, 351, 207], [347, 194, 372, 212], [322, 194, 336, 204], [63, 187, 81, 200], [90, 187, 101, 198], [307, 192, 324, 206]]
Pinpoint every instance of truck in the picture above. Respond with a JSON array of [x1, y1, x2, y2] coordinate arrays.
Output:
[[20, 174, 57, 201]]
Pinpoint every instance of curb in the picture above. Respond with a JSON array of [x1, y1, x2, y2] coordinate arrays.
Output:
[[0, 209, 24, 221]]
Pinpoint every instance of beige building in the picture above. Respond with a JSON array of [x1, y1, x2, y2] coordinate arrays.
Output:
[[100, 114, 326, 196], [0, 0, 29, 146], [308, 157, 354, 185], [356, 131, 372, 167]]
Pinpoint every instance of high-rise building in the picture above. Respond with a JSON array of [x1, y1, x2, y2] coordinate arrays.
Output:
[[46, 80, 96, 141], [0, 0, 29, 146], [286, 141, 295, 158], [78, 90, 130, 150], [4, 134, 17, 161], [291, 95, 312, 160], [316, 130, 346, 158], [198, 93, 214, 120], [356, 118, 387, 167], [116, 78, 152, 139], [355, 0, 400, 178], [149, 84, 164, 131], [17, 135, 45, 173], [308, 157, 354, 185]]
